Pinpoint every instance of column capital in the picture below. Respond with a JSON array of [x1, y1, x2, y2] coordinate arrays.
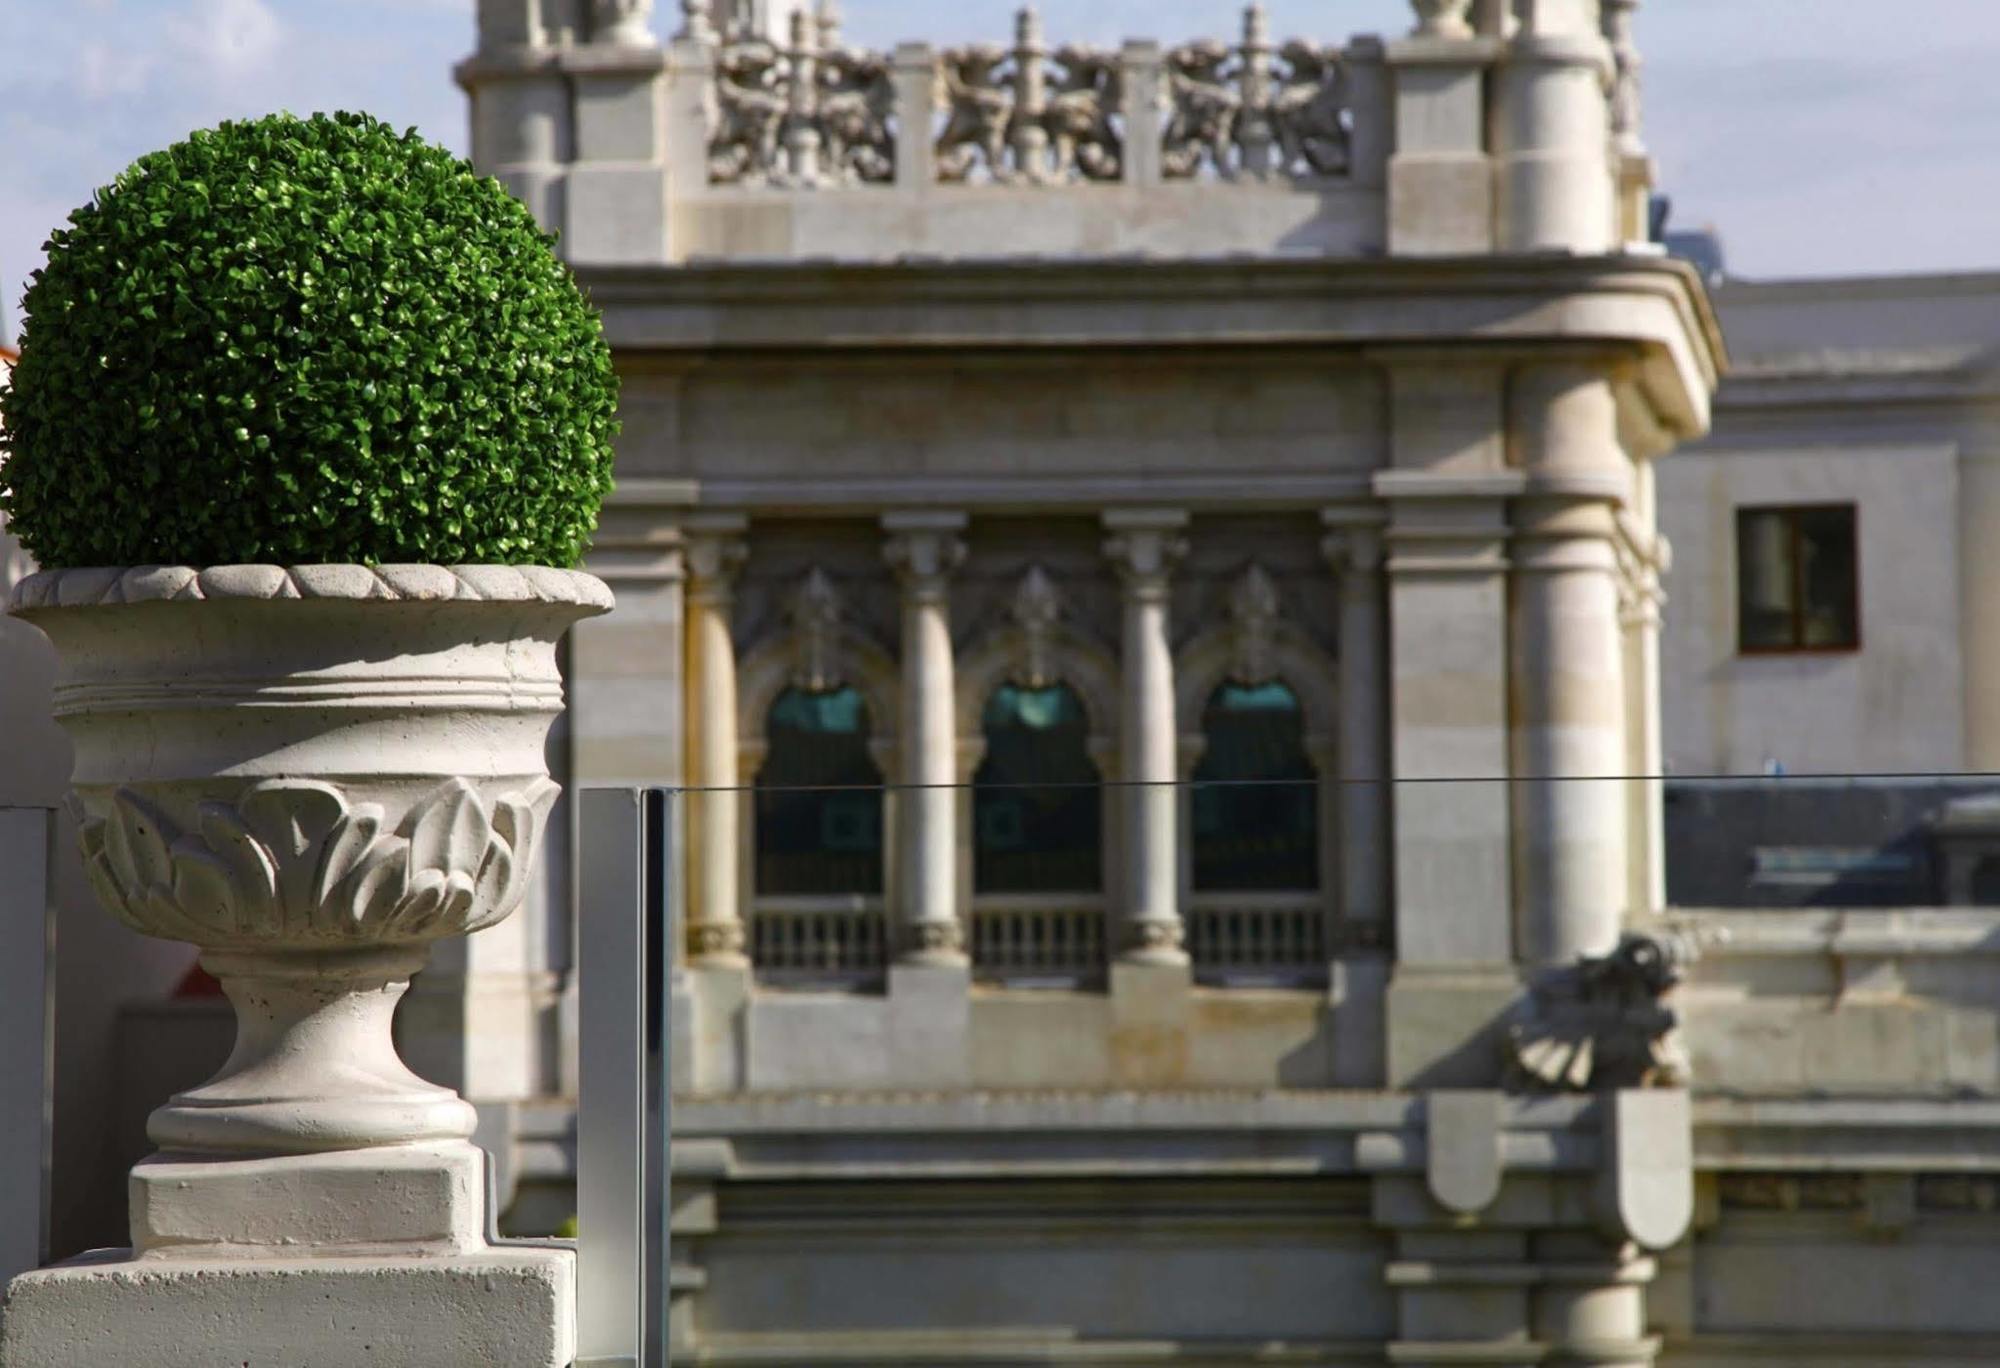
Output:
[[1102, 508, 1189, 597], [682, 514, 748, 596], [883, 512, 969, 598], [1320, 509, 1387, 576]]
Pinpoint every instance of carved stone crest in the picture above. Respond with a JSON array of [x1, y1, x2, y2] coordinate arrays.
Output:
[[1010, 566, 1063, 688], [787, 567, 847, 692]]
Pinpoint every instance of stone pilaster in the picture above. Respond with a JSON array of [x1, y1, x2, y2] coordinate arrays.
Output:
[[1618, 521, 1667, 919], [1508, 363, 1629, 969], [1103, 509, 1189, 967], [684, 515, 749, 969], [883, 512, 968, 966], [1322, 513, 1391, 935], [459, 0, 572, 235], [567, 10, 670, 265], [1376, 361, 1520, 1087], [1384, 17, 1499, 256]]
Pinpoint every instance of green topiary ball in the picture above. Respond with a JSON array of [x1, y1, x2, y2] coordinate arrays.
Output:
[[0, 111, 617, 569]]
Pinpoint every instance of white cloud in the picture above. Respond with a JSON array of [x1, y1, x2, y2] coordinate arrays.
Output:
[[77, 43, 156, 101], [167, 0, 284, 76]]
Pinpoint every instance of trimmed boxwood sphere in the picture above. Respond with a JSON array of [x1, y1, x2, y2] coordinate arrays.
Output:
[[0, 111, 617, 569]]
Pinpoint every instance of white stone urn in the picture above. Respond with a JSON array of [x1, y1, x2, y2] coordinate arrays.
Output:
[[8, 563, 610, 1161], [1412, 0, 1476, 39]]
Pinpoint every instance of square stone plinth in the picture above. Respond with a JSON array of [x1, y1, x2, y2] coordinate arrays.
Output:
[[0, 1246, 574, 1368], [130, 1142, 486, 1255]]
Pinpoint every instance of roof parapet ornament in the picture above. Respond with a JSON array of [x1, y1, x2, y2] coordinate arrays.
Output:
[[594, 0, 658, 46], [1410, 0, 1475, 39]]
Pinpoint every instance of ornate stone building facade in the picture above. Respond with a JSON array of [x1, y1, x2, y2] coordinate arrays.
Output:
[[453, 1, 1741, 1362], [467, 0, 1990, 1362]]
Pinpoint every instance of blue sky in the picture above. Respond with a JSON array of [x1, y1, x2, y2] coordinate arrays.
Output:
[[3, 0, 1997, 342]]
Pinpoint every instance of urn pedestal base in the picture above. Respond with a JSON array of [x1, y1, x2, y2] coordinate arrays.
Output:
[[0, 1247, 574, 1368], [1, 1139, 573, 1368]]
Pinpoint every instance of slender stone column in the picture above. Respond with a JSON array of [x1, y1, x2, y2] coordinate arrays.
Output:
[[1621, 548, 1667, 918], [1103, 510, 1189, 966], [884, 513, 968, 966], [1322, 514, 1391, 935], [1509, 364, 1629, 968], [684, 515, 749, 968]]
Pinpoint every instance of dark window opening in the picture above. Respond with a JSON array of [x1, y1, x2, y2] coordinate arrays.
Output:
[[974, 682, 1102, 895], [755, 685, 884, 896], [1191, 680, 1319, 892], [1737, 504, 1859, 653]]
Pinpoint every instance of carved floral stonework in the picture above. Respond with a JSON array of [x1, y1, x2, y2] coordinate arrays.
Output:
[[1505, 930, 1711, 1091], [1010, 566, 1064, 689], [1164, 5, 1349, 181], [72, 777, 559, 950]]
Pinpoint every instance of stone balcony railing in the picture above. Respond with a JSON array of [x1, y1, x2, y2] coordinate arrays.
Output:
[[460, 0, 1658, 266]]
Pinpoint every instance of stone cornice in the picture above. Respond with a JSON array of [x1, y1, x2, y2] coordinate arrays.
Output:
[[582, 254, 1723, 439]]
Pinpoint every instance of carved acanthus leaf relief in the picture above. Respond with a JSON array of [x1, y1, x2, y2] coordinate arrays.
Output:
[[72, 777, 559, 949], [1226, 563, 1282, 685], [1010, 566, 1063, 689], [1505, 930, 1711, 1091], [788, 567, 847, 692]]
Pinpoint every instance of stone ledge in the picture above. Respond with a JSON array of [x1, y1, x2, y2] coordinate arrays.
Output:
[[0, 1247, 574, 1368]]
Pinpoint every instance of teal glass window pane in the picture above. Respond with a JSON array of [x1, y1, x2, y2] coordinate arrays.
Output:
[[1192, 680, 1318, 891], [755, 685, 884, 896], [974, 683, 1101, 894]]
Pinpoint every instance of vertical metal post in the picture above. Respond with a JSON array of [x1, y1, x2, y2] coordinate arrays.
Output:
[[0, 807, 54, 1284], [644, 788, 675, 1368], [578, 788, 647, 1368]]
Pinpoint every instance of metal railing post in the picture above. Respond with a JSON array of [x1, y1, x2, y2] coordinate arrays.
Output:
[[577, 788, 673, 1367], [0, 806, 54, 1286]]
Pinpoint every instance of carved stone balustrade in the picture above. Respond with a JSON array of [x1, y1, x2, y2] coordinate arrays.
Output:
[[710, 5, 895, 187]]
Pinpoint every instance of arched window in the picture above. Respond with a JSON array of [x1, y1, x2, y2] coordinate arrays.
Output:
[[1191, 680, 1318, 891], [974, 682, 1101, 894], [755, 685, 884, 896]]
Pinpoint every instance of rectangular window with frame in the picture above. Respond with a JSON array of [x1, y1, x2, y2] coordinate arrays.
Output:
[[1736, 503, 1859, 653]]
